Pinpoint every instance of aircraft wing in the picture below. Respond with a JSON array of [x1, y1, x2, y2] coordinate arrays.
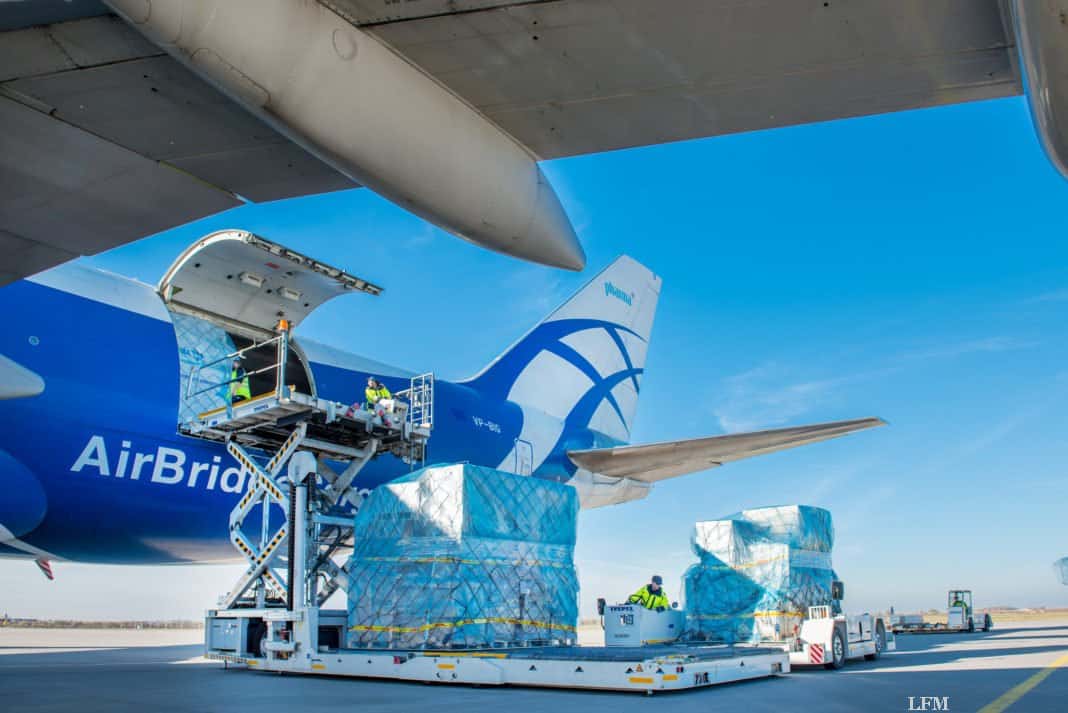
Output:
[[0, 1, 1031, 285], [356, 0, 1018, 160], [0, 3, 356, 286], [567, 417, 885, 484]]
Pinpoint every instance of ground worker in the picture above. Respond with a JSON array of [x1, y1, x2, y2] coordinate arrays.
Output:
[[627, 575, 670, 611], [230, 359, 251, 403]]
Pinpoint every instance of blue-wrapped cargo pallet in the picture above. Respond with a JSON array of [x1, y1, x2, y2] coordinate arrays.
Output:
[[683, 505, 836, 645], [346, 463, 580, 649]]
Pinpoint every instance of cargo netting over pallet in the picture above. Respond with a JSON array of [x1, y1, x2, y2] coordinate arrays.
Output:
[[683, 505, 836, 645], [346, 463, 580, 649]]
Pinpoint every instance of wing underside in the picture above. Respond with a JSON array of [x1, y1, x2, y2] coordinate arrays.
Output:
[[0, 6, 356, 285], [353, 0, 1019, 159], [0, 1, 1021, 285], [567, 417, 885, 483]]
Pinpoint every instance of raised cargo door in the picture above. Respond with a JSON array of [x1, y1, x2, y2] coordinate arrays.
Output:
[[158, 229, 382, 338]]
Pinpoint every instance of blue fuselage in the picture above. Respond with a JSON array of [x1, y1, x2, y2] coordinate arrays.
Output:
[[0, 279, 595, 564]]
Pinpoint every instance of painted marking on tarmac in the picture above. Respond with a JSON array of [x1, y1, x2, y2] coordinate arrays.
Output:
[[978, 651, 1068, 713]]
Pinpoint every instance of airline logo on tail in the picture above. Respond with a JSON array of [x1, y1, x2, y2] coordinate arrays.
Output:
[[604, 281, 633, 306], [466, 256, 662, 476]]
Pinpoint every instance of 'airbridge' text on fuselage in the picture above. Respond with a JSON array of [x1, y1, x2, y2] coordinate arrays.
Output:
[[70, 435, 248, 493], [68, 435, 374, 507]]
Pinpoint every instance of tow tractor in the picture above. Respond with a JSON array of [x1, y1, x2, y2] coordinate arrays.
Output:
[[751, 581, 895, 669], [601, 580, 893, 670], [185, 230, 789, 693], [891, 590, 992, 634]]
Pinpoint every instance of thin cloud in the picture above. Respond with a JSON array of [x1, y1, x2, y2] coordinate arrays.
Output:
[[900, 336, 1038, 361], [1022, 288, 1068, 304], [711, 363, 877, 433]]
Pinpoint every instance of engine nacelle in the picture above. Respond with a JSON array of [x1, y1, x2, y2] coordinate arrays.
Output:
[[1011, 0, 1068, 182]]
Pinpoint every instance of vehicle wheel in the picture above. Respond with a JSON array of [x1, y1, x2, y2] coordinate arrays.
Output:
[[968, 618, 975, 633], [824, 627, 846, 670], [246, 620, 266, 658], [984, 614, 993, 631], [866, 621, 886, 661]]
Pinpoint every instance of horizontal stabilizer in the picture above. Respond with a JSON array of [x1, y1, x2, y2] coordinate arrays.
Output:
[[567, 417, 885, 483]]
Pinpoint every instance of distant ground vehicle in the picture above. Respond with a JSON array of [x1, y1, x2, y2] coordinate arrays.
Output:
[[891, 590, 993, 634]]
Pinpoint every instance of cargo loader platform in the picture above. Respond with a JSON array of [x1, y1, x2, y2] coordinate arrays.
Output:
[[205, 609, 788, 694]]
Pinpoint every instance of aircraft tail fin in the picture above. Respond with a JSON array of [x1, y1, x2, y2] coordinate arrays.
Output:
[[464, 256, 661, 442]]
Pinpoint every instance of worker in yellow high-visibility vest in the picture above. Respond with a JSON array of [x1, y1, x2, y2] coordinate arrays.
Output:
[[628, 575, 670, 611], [230, 359, 251, 403], [364, 376, 395, 427], [364, 376, 391, 410]]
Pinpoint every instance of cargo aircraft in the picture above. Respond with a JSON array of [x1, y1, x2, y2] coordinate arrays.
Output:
[[0, 230, 882, 572]]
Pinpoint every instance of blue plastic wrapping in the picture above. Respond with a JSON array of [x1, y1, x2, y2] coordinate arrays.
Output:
[[346, 463, 580, 649], [172, 313, 237, 424], [683, 505, 836, 644]]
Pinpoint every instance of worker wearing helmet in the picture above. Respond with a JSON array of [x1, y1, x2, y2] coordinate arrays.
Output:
[[628, 575, 670, 611], [230, 359, 251, 403]]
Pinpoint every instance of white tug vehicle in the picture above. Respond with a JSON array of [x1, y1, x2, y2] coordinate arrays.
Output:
[[601, 580, 894, 670]]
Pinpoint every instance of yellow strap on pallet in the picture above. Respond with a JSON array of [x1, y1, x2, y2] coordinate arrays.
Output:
[[349, 617, 576, 634], [361, 556, 570, 569], [688, 609, 804, 620]]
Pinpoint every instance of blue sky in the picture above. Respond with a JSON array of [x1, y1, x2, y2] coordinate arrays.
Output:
[[3, 95, 1068, 619]]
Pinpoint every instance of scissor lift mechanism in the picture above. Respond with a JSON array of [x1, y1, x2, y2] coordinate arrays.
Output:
[[195, 336, 787, 692], [180, 318, 433, 614]]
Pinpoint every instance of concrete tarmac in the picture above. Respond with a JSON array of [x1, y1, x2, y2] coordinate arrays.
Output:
[[2, 619, 1067, 712]]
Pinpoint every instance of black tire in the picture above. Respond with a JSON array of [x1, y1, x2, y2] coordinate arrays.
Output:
[[984, 614, 993, 631], [968, 618, 975, 633], [246, 620, 266, 658], [824, 627, 847, 670], [865, 620, 886, 661]]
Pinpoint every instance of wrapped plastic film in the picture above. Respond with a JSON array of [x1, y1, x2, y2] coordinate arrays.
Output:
[[347, 464, 579, 649], [683, 505, 836, 644]]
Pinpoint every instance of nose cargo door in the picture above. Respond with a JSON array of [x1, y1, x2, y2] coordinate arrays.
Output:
[[158, 230, 383, 431], [158, 229, 382, 336]]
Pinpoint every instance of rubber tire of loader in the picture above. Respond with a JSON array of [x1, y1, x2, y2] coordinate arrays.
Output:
[[825, 626, 846, 670], [984, 614, 993, 631], [246, 619, 266, 658], [866, 620, 886, 661]]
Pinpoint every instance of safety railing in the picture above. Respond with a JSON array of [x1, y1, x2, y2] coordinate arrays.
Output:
[[184, 334, 286, 402], [395, 373, 434, 431]]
